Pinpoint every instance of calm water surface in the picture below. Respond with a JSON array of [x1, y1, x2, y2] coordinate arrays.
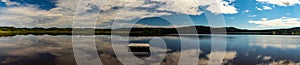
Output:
[[0, 35, 300, 65]]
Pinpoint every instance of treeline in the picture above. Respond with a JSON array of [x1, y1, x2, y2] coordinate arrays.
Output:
[[177, 26, 300, 35], [1, 26, 300, 36], [0, 27, 175, 36], [117, 28, 178, 36], [0, 27, 111, 36]]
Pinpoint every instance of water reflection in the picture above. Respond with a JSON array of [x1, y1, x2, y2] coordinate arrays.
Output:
[[0, 35, 299, 65], [249, 35, 300, 49], [0, 35, 75, 65]]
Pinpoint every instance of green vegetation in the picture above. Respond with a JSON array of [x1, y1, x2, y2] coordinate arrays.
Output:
[[1, 26, 300, 36]]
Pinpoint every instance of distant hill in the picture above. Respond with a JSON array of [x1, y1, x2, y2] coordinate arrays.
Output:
[[1, 26, 300, 36], [114, 26, 300, 35]]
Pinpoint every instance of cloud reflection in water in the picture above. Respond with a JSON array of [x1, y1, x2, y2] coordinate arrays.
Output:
[[0, 35, 238, 65]]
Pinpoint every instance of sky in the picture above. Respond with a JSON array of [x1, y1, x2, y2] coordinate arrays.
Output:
[[0, 0, 300, 30]]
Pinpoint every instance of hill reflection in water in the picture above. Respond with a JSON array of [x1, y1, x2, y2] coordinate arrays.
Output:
[[0, 35, 300, 65]]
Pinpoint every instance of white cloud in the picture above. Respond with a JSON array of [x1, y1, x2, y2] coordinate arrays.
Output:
[[206, 1, 238, 14], [261, 18, 268, 20], [256, 6, 272, 11], [0, 0, 19, 6], [256, 7, 263, 11], [257, 0, 300, 6], [262, 6, 272, 10], [153, 0, 203, 15], [0, 7, 67, 27], [248, 15, 257, 17], [1, 0, 7, 2], [2, 7, 62, 16], [243, 10, 250, 13], [249, 17, 300, 27], [0, 0, 239, 28], [228, 0, 236, 3]]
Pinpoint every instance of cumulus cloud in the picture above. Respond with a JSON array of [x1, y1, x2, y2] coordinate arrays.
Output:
[[257, 0, 300, 6], [249, 17, 300, 27], [261, 18, 268, 20], [0, 6, 72, 27], [1, 0, 6, 2], [0, 0, 19, 6], [206, 1, 238, 14], [256, 7, 263, 11], [0, 0, 238, 28], [262, 6, 272, 10]]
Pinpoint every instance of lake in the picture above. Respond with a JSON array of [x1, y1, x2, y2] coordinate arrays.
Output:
[[0, 35, 300, 65]]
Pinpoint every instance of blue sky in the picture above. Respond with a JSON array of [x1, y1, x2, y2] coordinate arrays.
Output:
[[0, 1, 6, 7], [0, 0, 300, 30], [191, 0, 300, 29]]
